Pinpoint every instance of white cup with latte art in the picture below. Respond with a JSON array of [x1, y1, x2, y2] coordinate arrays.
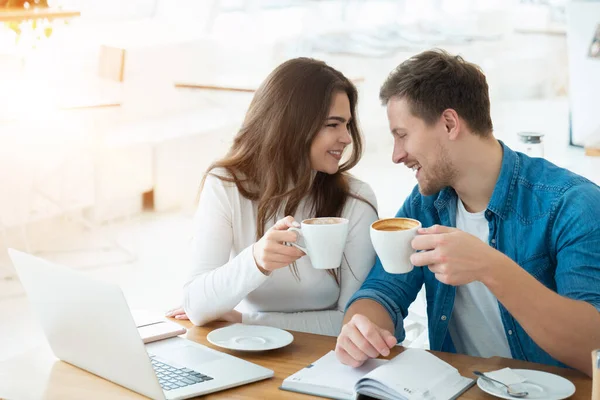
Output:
[[288, 217, 349, 269]]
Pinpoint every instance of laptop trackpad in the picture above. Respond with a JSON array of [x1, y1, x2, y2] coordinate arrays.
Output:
[[153, 345, 223, 369]]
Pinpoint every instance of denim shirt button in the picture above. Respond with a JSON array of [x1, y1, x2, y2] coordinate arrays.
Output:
[[491, 238, 496, 244], [508, 329, 513, 335], [441, 315, 447, 321]]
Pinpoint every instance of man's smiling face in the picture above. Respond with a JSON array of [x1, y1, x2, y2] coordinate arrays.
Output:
[[387, 96, 456, 196]]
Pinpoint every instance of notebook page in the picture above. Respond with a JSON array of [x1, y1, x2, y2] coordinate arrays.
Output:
[[429, 373, 475, 400], [284, 351, 388, 394], [359, 349, 458, 398]]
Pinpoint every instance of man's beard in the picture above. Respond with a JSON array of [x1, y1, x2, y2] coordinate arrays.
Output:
[[417, 148, 456, 196]]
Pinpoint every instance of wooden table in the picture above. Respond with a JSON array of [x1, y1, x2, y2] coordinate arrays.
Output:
[[0, 321, 591, 399]]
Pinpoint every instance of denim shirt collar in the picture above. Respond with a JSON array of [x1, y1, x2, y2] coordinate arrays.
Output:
[[487, 141, 520, 220], [434, 140, 519, 221]]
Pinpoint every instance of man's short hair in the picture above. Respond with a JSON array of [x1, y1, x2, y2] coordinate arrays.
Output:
[[379, 49, 493, 136]]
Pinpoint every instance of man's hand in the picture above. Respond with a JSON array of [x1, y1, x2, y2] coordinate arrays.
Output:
[[410, 224, 500, 286], [335, 314, 397, 367]]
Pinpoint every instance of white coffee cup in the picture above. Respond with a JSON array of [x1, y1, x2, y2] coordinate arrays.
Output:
[[370, 217, 421, 274], [289, 217, 349, 269]]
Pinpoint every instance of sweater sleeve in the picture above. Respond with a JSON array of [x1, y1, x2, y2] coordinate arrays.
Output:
[[183, 174, 269, 326], [242, 181, 379, 336]]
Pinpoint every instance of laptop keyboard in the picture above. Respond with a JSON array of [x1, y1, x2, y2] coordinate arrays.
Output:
[[150, 355, 213, 391]]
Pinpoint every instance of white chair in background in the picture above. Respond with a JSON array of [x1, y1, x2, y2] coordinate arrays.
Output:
[[29, 141, 143, 268], [0, 146, 36, 256], [0, 133, 142, 272]]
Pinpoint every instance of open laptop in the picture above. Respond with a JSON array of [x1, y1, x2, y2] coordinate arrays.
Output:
[[8, 249, 273, 399]]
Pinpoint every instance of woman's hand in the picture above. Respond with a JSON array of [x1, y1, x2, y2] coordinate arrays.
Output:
[[165, 307, 241, 323], [252, 216, 306, 273], [165, 307, 189, 320]]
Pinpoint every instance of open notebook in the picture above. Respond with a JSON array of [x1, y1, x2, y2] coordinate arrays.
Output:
[[281, 349, 474, 400]]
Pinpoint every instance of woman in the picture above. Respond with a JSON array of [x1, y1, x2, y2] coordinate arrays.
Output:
[[167, 58, 378, 336]]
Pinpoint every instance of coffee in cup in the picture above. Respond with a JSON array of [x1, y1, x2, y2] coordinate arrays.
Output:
[[371, 218, 420, 231], [289, 217, 349, 269], [370, 217, 421, 274]]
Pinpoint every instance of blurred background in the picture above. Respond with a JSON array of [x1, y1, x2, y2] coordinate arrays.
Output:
[[1, 0, 599, 361]]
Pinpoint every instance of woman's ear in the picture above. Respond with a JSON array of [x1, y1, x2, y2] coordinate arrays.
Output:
[[442, 109, 460, 141]]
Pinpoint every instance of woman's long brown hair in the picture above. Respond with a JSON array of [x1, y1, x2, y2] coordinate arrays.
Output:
[[201, 57, 373, 283]]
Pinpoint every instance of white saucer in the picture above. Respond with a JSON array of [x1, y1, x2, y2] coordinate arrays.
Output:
[[207, 324, 294, 351], [477, 369, 575, 400]]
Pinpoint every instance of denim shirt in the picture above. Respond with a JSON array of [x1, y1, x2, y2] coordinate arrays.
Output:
[[347, 142, 600, 368]]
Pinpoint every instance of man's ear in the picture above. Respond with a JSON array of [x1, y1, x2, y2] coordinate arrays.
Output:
[[441, 109, 460, 140]]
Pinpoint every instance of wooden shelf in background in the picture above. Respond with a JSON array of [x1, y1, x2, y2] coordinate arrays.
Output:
[[174, 82, 255, 93], [0, 8, 80, 22], [174, 76, 365, 94], [585, 146, 600, 157]]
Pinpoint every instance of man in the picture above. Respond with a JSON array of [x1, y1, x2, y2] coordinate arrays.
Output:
[[336, 49, 600, 376]]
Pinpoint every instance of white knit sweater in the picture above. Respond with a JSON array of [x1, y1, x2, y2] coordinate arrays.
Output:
[[183, 169, 378, 336]]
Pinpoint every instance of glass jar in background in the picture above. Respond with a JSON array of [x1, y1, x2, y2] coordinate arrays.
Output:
[[517, 132, 545, 158]]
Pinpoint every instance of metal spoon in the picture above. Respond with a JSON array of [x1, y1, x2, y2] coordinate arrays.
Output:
[[473, 370, 529, 398]]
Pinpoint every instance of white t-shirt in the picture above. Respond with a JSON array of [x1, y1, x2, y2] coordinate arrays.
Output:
[[183, 169, 378, 336], [447, 198, 512, 358]]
